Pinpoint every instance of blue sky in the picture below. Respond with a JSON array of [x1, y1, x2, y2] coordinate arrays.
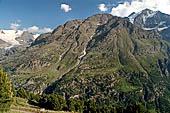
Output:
[[0, 0, 169, 33], [0, 0, 122, 32]]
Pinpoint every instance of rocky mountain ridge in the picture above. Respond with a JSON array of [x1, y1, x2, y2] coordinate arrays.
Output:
[[128, 9, 170, 42]]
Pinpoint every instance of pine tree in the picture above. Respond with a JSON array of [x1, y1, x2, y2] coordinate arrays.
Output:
[[0, 68, 13, 111]]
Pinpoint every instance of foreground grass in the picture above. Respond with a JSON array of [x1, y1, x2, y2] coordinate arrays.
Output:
[[2, 97, 71, 113]]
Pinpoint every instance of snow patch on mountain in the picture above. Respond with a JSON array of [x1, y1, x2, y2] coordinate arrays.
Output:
[[142, 11, 157, 24], [158, 26, 169, 31], [33, 34, 40, 39], [79, 33, 95, 61], [143, 21, 169, 31], [147, 11, 157, 18]]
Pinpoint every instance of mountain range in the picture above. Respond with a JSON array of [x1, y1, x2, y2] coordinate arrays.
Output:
[[0, 30, 40, 58], [1, 9, 170, 112], [0, 30, 39, 48]]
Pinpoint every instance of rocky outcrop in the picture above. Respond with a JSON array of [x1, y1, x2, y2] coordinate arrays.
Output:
[[16, 31, 35, 45]]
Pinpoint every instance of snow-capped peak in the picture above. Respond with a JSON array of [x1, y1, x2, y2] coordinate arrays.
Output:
[[128, 9, 170, 32], [0, 30, 40, 49], [128, 9, 158, 24], [0, 30, 23, 47]]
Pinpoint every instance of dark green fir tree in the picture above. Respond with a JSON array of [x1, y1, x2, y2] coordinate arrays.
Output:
[[0, 68, 13, 111]]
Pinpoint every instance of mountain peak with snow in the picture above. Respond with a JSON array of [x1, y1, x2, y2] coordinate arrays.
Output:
[[128, 9, 170, 42], [128, 9, 158, 24], [0, 30, 40, 49]]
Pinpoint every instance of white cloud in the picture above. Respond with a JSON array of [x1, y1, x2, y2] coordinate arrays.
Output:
[[10, 23, 20, 30], [61, 4, 72, 12], [26, 26, 39, 32], [24, 26, 52, 33], [98, 3, 108, 12], [39, 27, 52, 33], [111, 0, 170, 17]]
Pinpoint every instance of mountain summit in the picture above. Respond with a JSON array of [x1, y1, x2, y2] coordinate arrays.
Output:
[[128, 9, 170, 42]]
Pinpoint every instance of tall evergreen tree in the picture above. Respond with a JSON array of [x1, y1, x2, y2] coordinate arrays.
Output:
[[0, 68, 13, 111]]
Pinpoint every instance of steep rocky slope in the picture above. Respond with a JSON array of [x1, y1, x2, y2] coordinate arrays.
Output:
[[15, 31, 35, 45], [44, 14, 170, 111], [0, 39, 11, 57], [2, 14, 114, 93], [1, 14, 170, 111]]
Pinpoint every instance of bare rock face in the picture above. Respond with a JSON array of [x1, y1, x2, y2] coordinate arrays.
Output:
[[0, 39, 11, 57], [16, 31, 35, 45]]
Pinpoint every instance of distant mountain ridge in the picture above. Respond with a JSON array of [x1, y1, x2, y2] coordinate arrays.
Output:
[[128, 9, 170, 42], [0, 30, 39, 49], [0, 30, 40, 57]]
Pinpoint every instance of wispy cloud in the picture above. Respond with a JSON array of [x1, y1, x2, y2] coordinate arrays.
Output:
[[111, 0, 170, 17], [10, 23, 20, 30], [61, 4, 72, 12], [24, 26, 52, 34], [98, 3, 108, 12]]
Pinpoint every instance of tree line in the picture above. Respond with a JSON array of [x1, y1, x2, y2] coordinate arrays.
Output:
[[16, 88, 151, 113], [0, 68, 152, 113]]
